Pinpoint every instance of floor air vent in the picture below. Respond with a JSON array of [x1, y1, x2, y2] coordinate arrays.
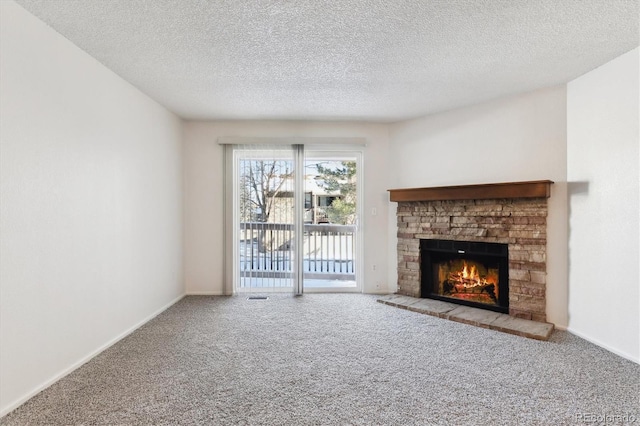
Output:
[[247, 296, 269, 300]]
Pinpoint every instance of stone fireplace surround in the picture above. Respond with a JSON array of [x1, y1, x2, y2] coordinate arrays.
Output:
[[390, 181, 553, 323]]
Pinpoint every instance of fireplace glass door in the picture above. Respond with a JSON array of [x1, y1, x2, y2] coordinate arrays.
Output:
[[421, 239, 509, 313]]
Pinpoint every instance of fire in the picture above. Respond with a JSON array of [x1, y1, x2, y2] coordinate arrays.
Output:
[[451, 261, 486, 288], [439, 259, 499, 304]]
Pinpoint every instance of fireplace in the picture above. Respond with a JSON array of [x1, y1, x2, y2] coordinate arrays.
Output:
[[389, 181, 553, 322], [420, 239, 509, 313]]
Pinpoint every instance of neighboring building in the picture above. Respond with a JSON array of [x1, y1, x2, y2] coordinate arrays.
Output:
[[269, 175, 344, 224]]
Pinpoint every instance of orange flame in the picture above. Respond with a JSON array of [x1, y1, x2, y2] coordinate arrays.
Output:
[[451, 261, 485, 287]]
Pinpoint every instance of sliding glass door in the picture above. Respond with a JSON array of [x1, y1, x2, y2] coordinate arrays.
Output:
[[232, 145, 361, 294], [234, 146, 300, 292], [302, 150, 360, 291]]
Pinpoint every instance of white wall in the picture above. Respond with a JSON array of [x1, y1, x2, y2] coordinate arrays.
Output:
[[567, 48, 639, 363], [388, 87, 569, 327], [0, 1, 184, 415], [183, 121, 391, 295]]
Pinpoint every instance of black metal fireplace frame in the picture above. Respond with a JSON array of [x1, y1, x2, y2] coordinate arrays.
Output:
[[420, 239, 509, 313]]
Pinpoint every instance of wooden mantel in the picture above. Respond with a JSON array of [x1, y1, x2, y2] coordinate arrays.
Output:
[[388, 180, 553, 202]]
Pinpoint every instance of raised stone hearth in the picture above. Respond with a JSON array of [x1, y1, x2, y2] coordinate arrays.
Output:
[[390, 181, 553, 323], [377, 294, 554, 340]]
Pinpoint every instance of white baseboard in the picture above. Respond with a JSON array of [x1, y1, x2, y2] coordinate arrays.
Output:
[[567, 327, 639, 364], [0, 293, 185, 418], [185, 291, 227, 296]]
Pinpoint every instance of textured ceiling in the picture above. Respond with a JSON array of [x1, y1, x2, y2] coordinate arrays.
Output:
[[14, 0, 640, 122]]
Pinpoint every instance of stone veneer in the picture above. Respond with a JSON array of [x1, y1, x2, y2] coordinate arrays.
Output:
[[396, 198, 548, 322]]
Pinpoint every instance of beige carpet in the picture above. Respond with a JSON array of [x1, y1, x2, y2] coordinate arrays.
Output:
[[2, 294, 639, 425]]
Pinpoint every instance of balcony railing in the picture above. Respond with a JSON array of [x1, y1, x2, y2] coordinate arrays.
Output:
[[239, 222, 356, 281]]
